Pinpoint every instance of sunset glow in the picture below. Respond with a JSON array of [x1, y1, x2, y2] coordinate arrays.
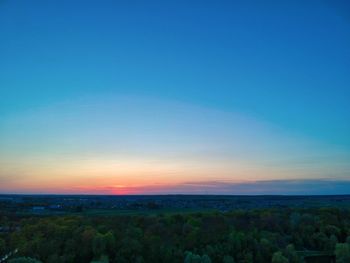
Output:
[[1, 1, 349, 195]]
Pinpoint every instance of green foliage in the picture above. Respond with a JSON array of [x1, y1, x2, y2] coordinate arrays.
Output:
[[184, 252, 201, 263], [0, 237, 5, 255], [8, 257, 42, 263], [91, 255, 109, 263], [328, 234, 338, 251], [222, 255, 235, 263], [335, 243, 350, 263], [271, 251, 289, 263], [284, 244, 302, 263], [2, 208, 350, 263], [346, 236, 350, 244], [93, 233, 107, 257], [201, 254, 212, 263], [184, 252, 212, 263]]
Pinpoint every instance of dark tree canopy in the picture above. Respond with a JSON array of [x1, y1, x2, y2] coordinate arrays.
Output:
[[1, 208, 350, 263]]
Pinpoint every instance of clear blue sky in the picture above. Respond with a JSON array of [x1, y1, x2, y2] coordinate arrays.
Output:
[[0, 0, 349, 194]]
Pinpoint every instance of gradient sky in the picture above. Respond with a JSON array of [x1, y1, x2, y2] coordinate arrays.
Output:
[[0, 0, 349, 194]]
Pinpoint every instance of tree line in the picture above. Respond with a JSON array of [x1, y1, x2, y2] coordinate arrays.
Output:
[[1, 207, 350, 262]]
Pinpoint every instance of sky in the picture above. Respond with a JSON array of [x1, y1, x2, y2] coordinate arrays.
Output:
[[0, 0, 349, 195]]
